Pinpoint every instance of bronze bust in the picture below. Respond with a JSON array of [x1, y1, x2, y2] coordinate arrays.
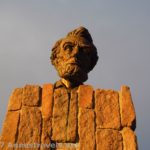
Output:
[[50, 26, 98, 88]]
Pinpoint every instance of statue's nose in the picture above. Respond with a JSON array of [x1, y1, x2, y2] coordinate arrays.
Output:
[[72, 46, 80, 56]]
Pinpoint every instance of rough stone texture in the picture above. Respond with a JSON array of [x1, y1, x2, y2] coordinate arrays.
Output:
[[0, 111, 20, 145], [122, 127, 138, 150], [96, 129, 123, 150], [119, 86, 136, 129], [78, 108, 95, 150], [41, 84, 53, 150], [52, 87, 69, 142], [42, 84, 53, 118], [8, 88, 22, 111], [95, 89, 121, 129], [22, 84, 41, 106], [67, 88, 78, 142], [78, 85, 93, 108], [17, 107, 42, 147], [0, 83, 138, 150], [41, 117, 52, 150]]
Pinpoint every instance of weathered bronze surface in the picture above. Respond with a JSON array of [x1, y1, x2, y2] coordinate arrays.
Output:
[[50, 26, 98, 88]]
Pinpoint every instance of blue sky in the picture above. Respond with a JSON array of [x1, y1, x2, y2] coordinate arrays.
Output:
[[0, 0, 150, 149]]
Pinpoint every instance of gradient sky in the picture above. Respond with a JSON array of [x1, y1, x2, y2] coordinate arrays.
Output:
[[0, 0, 150, 149]]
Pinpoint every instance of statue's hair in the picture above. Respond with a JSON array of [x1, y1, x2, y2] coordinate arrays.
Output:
[[50, 26, 98, 72], [67, 26, 93, 43]]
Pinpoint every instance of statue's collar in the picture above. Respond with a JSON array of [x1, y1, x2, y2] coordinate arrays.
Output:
[[54, 79, 83, 89], [54, 80, 65, 89]]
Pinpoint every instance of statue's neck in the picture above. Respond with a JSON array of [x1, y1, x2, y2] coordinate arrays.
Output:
[[61, 78, 82, 89]]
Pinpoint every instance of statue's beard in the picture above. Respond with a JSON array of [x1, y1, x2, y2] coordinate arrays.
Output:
[[56, 63, 88, 84]]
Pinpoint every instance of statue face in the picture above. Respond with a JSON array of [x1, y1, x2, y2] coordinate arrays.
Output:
[[55, 36, 92, 83], [51, 26, 98, 85]]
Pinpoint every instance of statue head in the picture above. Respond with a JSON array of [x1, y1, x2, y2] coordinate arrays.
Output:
[[50, 26, 98, 87]]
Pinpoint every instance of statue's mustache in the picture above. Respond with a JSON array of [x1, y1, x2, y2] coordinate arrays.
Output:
[[65, 57, 81, 66]]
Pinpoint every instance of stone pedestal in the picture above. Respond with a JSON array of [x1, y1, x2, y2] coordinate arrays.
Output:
[[0, 83, 137, 150]]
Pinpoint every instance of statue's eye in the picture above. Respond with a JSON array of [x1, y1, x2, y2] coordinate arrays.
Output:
[[64, 45, 73, 51], [78, 44, 91, 54]]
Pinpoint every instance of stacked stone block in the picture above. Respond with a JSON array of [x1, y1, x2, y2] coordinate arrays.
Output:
[[0, 84, 137, 150]]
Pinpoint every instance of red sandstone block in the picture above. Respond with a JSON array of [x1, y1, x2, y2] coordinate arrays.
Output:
[[95, 89, 121, 129], [0, 111, 20, 145], [41, 117, 52, 150], [96, 129, 123, 150], [52, 87, 69, 142], [122, 127, 138, 150], [78, 85, 93, 108], [42, 84, 53, 118], [23, 84, 41, 106], [119, 86, 136, 129], [8, 88, 23, 111], [17, 107, 42, 146], [67, 88, 78, 142], [78, 108, 95, 150]]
